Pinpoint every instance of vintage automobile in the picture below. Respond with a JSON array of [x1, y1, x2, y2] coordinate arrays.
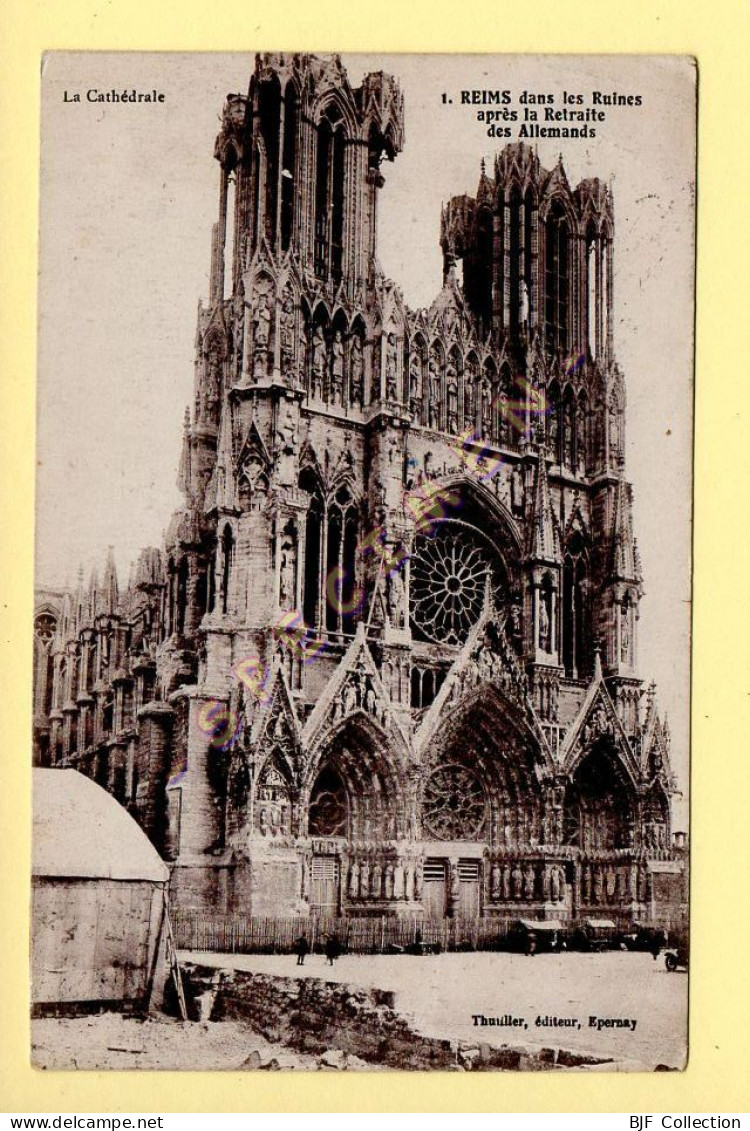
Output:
[[621, 924, 668, 953], [663, 930, 689, 971], [507, 919, 567, 954], [568, 918, 620, 951]]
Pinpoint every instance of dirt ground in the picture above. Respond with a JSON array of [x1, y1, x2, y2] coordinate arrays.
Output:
[[31, 1014, 376, 1071], [180, 948, 688, 1071]]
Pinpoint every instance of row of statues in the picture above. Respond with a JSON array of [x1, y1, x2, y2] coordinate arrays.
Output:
[[580, 862, 650, 904], [241, 296, 612, 466], [346, 857, 420, 901], [488, 861, 566, 903]]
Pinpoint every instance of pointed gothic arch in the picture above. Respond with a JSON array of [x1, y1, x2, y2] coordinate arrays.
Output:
[[257, 75, 281, 249], [562, 529, 590, 679], [280, 81, 298, 252], [563, 739, 636, 852], [303, 713, 404, 840], [220, 524, 235, 616], [423, 684, 548, 848], [299, 466, 324, 631], [544, 197, 570, 354], [314, 105, 348, 282]]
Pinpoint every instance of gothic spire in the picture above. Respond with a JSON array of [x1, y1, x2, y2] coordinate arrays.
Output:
[[102, 546, 119, 615], [215, 402, 238, 512], [527, 449, 561, 562], [73, 565, 85, 631], [611, 476, 640, 581], [87, 566, 99, 622], [177, 406, 193, 500]]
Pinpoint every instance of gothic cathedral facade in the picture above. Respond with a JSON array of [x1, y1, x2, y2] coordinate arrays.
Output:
[[33, 53, 682, 926]]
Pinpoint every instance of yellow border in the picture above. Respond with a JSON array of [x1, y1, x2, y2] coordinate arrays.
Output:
[[2, 0, 748, 1113]]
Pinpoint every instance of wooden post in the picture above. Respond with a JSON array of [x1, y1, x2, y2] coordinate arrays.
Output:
[[164, 902, 188, 1022]]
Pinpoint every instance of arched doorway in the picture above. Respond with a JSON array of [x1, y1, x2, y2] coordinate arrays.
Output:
[[420, 686, 546, 917], [304, 716, 403, 914]]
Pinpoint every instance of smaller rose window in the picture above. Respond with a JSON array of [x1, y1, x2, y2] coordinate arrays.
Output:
[[422, 763, 487, 841], [308, 767, 348, 837]]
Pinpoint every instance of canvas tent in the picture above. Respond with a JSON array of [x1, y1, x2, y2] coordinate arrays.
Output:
[[32, 768, 169, 1013]]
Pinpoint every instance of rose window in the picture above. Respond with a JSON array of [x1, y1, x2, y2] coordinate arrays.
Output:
[[410, 521, 505, 645], [422, 764, 487, 840], [308, 767, 348, 837]]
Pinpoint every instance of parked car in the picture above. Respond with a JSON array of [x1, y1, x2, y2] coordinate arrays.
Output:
[[663, 929, 689, 971], [569, 918, 620, 952], [621, 924, 667, 953], [508, 919, 567, 954]]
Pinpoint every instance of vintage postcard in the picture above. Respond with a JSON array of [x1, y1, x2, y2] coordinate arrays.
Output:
[[31, 51, 695, 1072]]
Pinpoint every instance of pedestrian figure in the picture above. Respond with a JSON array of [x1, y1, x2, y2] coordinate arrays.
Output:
[[525, 929, 537, 957], [295, 934, 310, 967], [325, 933, 340, 966]]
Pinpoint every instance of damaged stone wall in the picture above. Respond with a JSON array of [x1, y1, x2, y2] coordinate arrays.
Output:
[[181, 963, 607, 1071]]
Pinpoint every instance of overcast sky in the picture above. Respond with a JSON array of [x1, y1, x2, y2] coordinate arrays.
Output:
[[36, 53, 695, 817]]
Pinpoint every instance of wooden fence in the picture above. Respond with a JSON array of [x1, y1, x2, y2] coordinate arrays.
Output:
[[172, 911, 514, 955]]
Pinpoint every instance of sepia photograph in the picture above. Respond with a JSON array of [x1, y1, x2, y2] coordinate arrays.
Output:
[[31, 51, 695, 1073]]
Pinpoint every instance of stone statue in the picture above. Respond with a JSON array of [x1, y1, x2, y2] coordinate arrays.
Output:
[[491, 862, 501, 902], [278, 533, 296, 609], [298, 322, 308, 391], [620, 604, 630, 663], [539, 592, 550, 652], [520, 278, 530, 326], [343, 680, 358, 717], [446, 371, 458, 435], [463, 373, 475, 428], [349, 335, 364, 406], [609, 403, 621, 457], [450, 863, 460, 904], [481, 378, 492, 438], [409, 351, 421, 418], [275, 408, 298, 485], [253, 293, 272, 375], [512, 863, 523, 899], [385, 333, 399, 401], [511, 465, 524, 512], [348, 860, 360, 899], [360, 858, 370, 897], [311, 325, 326, 400], [428, 356, 441, 428], [204, 348, 221, 420], [524, 864, 536, 901], [331, 331, 344, 406], [280, 295, 295, 375], [387, 568, 405, 629]]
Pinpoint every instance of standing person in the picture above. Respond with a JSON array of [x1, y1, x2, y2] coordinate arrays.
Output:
[[325, 933, 340, 967], [295, 933, 310, 967]]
